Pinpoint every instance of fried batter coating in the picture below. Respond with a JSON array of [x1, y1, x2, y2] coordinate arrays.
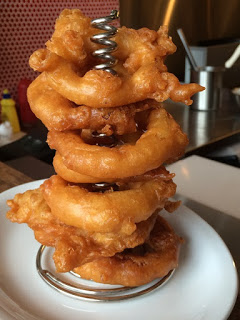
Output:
[[53, 152, 175, 183], [41, 175, 177, 235], [47, 108, 188, 181], [28, 73, 156, 134], [74, 216, 182, 286], [29, 9, 204, 108], [6, 188, 158, 272]]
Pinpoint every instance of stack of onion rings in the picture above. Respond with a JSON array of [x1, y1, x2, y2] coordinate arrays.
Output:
[[6, 9, 203, 287]]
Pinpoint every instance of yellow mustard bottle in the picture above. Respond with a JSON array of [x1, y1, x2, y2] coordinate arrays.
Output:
[[1, 89, 20, 133]]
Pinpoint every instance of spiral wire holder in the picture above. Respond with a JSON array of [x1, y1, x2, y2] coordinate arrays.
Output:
[[90, 10, 119, 75], [36, 245, 175, 301]]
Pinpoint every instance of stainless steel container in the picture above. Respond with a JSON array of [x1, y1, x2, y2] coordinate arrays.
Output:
[[190, 66, 225, 111]]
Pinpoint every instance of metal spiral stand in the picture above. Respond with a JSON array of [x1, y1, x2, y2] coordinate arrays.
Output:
[[90, 9, 119, 75], [36, 245, 175, 301]]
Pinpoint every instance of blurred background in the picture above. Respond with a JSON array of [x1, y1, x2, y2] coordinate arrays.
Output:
[[120, 0, 240, 85]]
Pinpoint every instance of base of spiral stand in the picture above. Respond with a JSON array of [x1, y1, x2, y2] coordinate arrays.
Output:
[[36, 245, 175, 301]]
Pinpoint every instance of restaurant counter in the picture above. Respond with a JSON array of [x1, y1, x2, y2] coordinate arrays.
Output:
[[164, 89, 240, 158]]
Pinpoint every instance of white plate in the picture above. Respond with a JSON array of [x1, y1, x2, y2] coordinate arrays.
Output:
[[168, 155, 240, 219], [0, 181, 238, 320]]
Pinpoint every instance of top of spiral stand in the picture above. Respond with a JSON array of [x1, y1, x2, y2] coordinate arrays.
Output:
[[90, 10, 119, 75]]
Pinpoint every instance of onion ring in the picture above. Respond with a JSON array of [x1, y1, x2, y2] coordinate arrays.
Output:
[[47, 108, 188, 180], [53, 152, 175, 184], [73, 215, 181, 286], [41, 175, 177, 235], [6, 188, 159, 272], [27, 73, 156, 134], [29, 9, 204, 108], [30, 50, 203, 108], [44, 9, 176, 70]]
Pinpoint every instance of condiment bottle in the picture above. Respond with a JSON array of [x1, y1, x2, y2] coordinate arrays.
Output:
[[1, 89, 20, 133], [18, 79, 37, 126]]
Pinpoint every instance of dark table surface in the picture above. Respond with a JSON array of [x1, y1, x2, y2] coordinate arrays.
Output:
[[0, 160, 32, 192]]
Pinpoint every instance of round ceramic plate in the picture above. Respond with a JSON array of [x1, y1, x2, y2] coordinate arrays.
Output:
[[0, 181, 238, 320]]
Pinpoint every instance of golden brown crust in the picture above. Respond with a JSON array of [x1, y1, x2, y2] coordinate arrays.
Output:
[[53, 152, 175, 184], [41, 175, 177, 234], [6, 188, 159, 272], [27, 73, 157, 134], [74, 216, 181, 286], [29, 9, 204, 108], [47, 108, 189, 181]]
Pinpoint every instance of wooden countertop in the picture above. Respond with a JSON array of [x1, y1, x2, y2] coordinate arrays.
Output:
[[0, 161, 32, 192], [0, 161, 238, 319]]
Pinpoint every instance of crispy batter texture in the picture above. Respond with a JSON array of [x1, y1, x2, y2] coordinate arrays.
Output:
[[28, 9, 204, 108], [53, 152, 175, 183], [47, 108, 188, 180], [6, 188, 158, 272], [41, 175, 177, 235], [27, 73, 156, 134], [74, 215, 181, 286]]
